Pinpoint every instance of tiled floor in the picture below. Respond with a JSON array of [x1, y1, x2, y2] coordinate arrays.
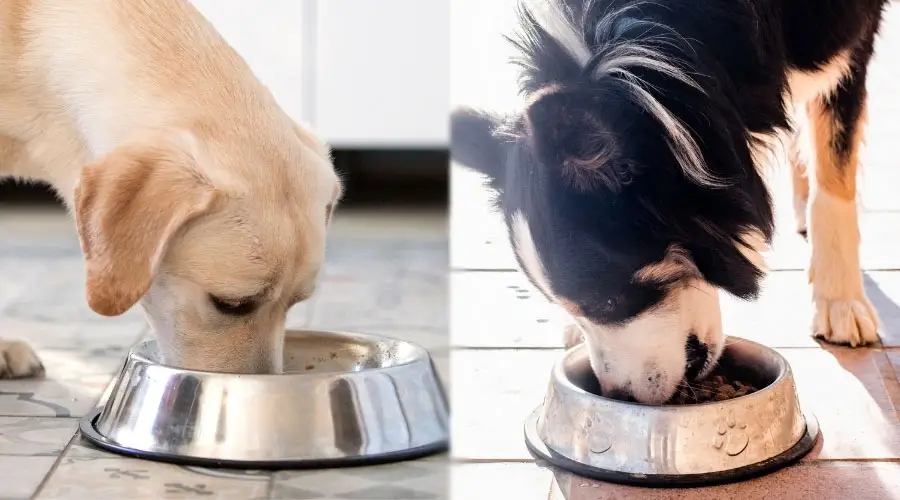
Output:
[[0, 206, 448, 499], [450, 0, 900, 499]]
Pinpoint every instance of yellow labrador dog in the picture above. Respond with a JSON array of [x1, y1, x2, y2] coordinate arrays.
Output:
[[0, 0, 342, 376]]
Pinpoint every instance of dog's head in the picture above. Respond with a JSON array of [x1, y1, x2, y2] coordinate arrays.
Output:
[[452, 2, 774, 403], [73, 123, 341, 373]]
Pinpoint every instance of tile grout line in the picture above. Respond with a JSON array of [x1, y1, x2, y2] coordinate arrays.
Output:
[[25, 325, 148, 498], [263, 471, 276, 499], [878, 351, 900, 412], [30, 430, 80, 499]]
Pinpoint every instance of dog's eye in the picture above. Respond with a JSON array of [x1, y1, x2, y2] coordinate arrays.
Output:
[[600, 295, 622, 313], [209, 295, 258, 316]]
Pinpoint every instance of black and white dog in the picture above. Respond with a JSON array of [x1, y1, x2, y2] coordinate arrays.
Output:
[[452, 0, 888, 403]]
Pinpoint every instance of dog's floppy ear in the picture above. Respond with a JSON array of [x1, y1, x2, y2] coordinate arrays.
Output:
[[525, 88, 634, 193], [74, 130, 218, 316], [451, 107, 508, 188]]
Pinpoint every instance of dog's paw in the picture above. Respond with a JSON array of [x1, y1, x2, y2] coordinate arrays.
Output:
[[0, 340, 45, 379], [812, 296, 879, 347], [563, 324, 584, 349]]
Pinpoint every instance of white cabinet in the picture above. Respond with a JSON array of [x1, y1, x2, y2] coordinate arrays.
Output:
[[189, 0, 449, 149], [188, 0, 311, 124], [312, 0, 450, 148]]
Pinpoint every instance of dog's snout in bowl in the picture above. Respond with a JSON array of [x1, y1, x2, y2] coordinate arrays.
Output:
[[525, 337, 819, 486], [578, 340, 772, 406], [684, 334, 710, 382]]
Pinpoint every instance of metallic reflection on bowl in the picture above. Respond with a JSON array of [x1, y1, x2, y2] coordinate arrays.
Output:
[[81, 330, 449, 468]]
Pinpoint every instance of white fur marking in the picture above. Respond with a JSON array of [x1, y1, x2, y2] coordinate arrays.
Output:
[[524, 1, 723, 188], [511, 213, 592, 349], [524, 0, 591, 65], [616, 77, 721, 187], [511, 211, 555, 299], [737, 228, 769, 273], [588, 8, 720, 188]]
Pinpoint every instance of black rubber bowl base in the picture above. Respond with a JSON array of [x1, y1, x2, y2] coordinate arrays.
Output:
[[523, 407, 819, 488], [80, 408, 448, 470]]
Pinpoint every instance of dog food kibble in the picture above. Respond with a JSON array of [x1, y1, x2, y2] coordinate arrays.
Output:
[[667, 373, 758, 405]]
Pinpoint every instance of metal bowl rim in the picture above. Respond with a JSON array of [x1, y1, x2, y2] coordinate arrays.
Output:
[[125, 329, 433, 379], [552, 336, 792, 409]]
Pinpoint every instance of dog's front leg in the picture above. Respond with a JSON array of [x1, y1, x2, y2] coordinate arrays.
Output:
[[0, 138, 47, 378], [788, 121, 811, 239], [806, 64, 878, 347], [0, 339, 45, 378]]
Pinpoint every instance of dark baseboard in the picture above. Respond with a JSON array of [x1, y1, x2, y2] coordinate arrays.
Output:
[[0, 181, 59, 207], [333, 148, 447, 208], [0, 148, 448, 209]]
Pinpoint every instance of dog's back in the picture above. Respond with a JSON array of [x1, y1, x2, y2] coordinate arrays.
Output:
[[0, 0, 294, 193]]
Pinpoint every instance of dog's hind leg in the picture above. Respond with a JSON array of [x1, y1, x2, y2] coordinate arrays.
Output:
[[806, 52, 879, 347], [788, 116, 811, 239]]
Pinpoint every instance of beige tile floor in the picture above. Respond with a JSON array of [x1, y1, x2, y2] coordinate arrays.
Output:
[[0, 206, 448, 499], [450, 1, 900, 498]]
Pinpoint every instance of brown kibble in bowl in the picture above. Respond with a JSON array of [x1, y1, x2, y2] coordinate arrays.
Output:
[[667, 368, 759, 405]]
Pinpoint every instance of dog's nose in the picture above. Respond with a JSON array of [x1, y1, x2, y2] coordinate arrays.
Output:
[[684, 333, 708, 381], [603, 387, 636, 403]]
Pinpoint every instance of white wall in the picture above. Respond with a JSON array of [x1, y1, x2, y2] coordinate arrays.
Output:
[[189, 0, 449, 149], [189, 0, 310, 126]]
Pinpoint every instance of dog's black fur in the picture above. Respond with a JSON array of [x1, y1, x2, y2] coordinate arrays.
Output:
[[452, 0, 887, 329]]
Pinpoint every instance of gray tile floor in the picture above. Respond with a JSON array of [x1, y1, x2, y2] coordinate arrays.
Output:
[[0, 206, 448, 500]]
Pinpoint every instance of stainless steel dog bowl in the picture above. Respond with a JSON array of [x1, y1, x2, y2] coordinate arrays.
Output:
[[80, 330, 449, 468], [525, 337, 818, 486]]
